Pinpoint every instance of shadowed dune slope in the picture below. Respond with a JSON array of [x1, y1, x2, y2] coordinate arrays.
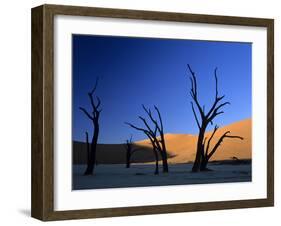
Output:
[[73, 118, 251, 164]]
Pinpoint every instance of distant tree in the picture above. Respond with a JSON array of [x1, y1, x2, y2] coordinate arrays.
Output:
[[125, 123, 159, 175], [79, 78, 102, 175], [187, 65, 243, 172], [85, 131, 90, 167], [124, 135, 146, 168], [124, 135, 133, 168], [126, 105, 168, 174]]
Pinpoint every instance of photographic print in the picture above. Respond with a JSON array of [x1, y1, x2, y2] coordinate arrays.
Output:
[[72, 35, 252, 190], [32, 4, 273, 220]]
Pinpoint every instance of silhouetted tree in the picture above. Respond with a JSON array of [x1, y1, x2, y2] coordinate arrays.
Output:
[[126, 105, 168, 173], [85, 131, 90, 166], [125, 123, 159, 175], [187, 65, 243, 172], [124, 135, 133, 168], [124, 135, 146, 168], [79, 78, 101, 175]]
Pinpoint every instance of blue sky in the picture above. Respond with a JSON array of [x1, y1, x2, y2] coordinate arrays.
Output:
[[72, 35, 252, 143]]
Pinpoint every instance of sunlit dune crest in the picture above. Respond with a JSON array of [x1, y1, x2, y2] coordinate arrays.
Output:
[[73, 118, 251, 164]]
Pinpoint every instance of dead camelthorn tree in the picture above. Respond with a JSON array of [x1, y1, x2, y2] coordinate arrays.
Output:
[[187, 64, 243, 172], [125, 105, 168, 174], [124, 135, 145, 168], [125, 123, 159, 175], [124, 135, 133, 168], [79, 78, 102, 175], [85, 131, 90, 167]]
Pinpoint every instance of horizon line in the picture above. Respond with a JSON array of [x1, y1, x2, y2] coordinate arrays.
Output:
[[73, 117, 251, 144]]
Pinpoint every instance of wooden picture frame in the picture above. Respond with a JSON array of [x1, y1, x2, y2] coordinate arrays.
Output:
[[31, 4, 274, 221]]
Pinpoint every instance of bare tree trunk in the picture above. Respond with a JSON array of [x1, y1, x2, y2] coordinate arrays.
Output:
[[187, 65, 243, 172], [153, 148, 159, 175], [125, 149, 138, 169], [192, 125, 206, 172], [84, 122, 99, 175], [160, 151, 168, 173], [149, 139, 159, 175], [159, 133, 169, 173], [147, 105, 169, 173], [200, 158, 208, 171], [80, 78, 102, 176], [85, 132, 90, 166], [147, 136, 159, 175], [126, 151, 131, 168], [125, 137, 133, 168], [192, 136, 203, 172]]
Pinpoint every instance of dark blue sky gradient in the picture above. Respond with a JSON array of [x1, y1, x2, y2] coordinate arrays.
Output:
[[72, 35, 252, 143]]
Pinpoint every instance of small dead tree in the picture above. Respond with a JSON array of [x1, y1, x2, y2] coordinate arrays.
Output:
[[187, 64, 243, 172], [125, 123, 159, 175], [124, 135, 133, 168], [126, 105, 168, 174], [85, 131, 90, 166], [124, 135, 146, 168], [79, 78, 102, 175]]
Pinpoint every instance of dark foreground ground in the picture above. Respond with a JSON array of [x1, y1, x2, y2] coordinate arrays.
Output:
[[72, 160, 251, 190]]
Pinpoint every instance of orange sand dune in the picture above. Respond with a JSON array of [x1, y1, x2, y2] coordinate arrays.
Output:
[[135, 118, 251, 163], [73, 118, 251, 164]]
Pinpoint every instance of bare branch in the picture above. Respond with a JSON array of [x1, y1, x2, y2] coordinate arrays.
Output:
[[125, 121, 161, 153], [154, 105, 164, 132], [208, 101, 230, 122], [187, 64, 195, 76], [88, 92, 95, 110], [90, 77, 99, 95], [205, 68, 229, 119], [187, 65, 205, 119], [141, 104, 150, 115], [85, 77, 102, 121], [96, 96, 101, 110], [214, 67, 218, 98], [139, 115, 163, 151], [79, 107, 93, 120], [205, 125, 219, 157], [187, 64, 197, 95], [138, 116, 155, 136], [209, 111, 223, 122], [215, 101, 230, 111], [142, 105, 161, 133], [93, 109, 101, 120], [189, 77, 194, 95], [138, 116, 163, 151], [125, 122, 149, 134], [207, 131, 243, 161], [190, 93, 204, 120], [191, 102, 200, 128], [225, 135, 244, 140], [153, 124, 158, 135], [89, 95, 101, 114]]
